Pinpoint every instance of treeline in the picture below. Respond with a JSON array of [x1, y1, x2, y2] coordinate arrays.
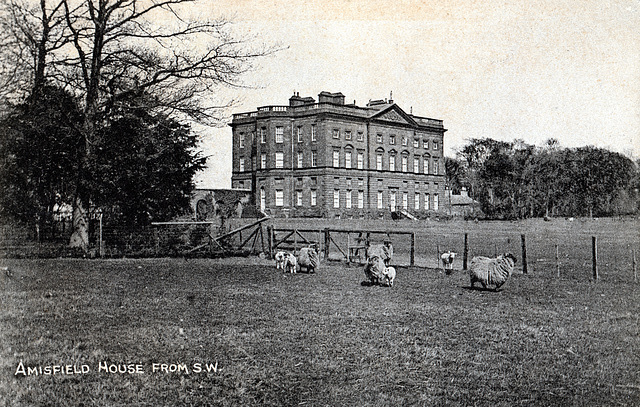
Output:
[[446, 138, 639, 219]]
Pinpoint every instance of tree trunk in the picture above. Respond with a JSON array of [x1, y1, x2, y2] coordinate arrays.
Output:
[[69, 195, 89, 250]]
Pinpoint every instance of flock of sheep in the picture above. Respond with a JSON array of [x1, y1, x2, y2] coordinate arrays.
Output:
[[274, 242, 517, 291]]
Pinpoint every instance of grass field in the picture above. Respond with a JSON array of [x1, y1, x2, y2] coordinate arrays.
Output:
[[1, 254, 639, 406]]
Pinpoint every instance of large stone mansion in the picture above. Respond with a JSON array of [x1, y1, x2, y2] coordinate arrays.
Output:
[[230, 91, 448, 218]]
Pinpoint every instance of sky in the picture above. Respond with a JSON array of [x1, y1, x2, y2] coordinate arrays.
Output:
[[190, 0, 640, 188]]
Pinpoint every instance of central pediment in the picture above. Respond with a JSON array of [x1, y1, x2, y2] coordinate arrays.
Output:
[[370, 105, 417, 126]]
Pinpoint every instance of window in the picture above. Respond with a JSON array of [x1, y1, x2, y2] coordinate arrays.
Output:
[[423, 159, 429, 174], [345, 130, 352, 140], [333, 190, 340, 208], [401, 155, 408, 172], [377, 191, 383, 209], [413, 139, 419, 148], [296, 190, 303, 206], [423, 139, 428, 149], [333, 150, 340, 167], [389, 155, 395, 171], [377, 133, 383, 143], [260, 128, 266, 144], [275, 190, 284, 207], [433, 140, 439, 150], [311, 151, 317, 167], [415, 192, 420, 210], [275, 152, 284, 168], [239, 133, 245, 148], [346, 178, 352, 188], [402, 137, 407, 146], [297, 127, 303, 142], [261, 153, 266, 169], [239, 158, 245, 172], [434, 193, 439, 210], [390, 135, 396, 145], [297, 152, 303, 168], [332, 129, 340, 139], [433, 160, 439, 175], [357, 131, 364, 141], [376, 154, 383, 170], [311, 176, 317, 186], [414, 157, 420, 173], [346, 190, 352, 209], [311, 125, 317, 141], [389, 191, 397, 210], [357, 152, 364, 169], [358, 178, 364, 187], [402, 192, 408, 209], [311, 190, 317, 206], [358, 191, 364, 208], [260, 187, 266, 211], [345, 151, 352, 169], [275, 126, 283, 143], [425, 193, 430, 210]]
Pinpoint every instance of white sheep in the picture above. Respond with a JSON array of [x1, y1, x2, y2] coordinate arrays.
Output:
[[283, 252, 297, 273], [381, 266, 396, 287], [296, 247, 319, 273], [441, 251, 457, 271], [469, 253, 517, 291], [274, 251, 288, 270]]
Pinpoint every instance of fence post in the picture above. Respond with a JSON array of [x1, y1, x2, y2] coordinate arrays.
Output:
[[592, 236, 598, 280], [556, 243, 560, 277], [463, 233, 468, 270], [267, 225, 273, 259], [98, 213, 104, 258], [410, 232, 415, 267], [521, 234, 528, 274], [437, 244, 441, 272], [633, 249, 637, 283], [324, 228, 330, 260], [347, 234, 351, 265]]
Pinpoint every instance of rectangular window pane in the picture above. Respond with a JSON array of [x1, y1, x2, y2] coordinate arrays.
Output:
[[275, 190, 284, 206], [357, 131, 364, 141], [415, 192, 420, 210], [389, 156, 395, 171], [297, 152, 303, 168], [333, 129, 339, 139], [346, 190, 352, 208], [296, 190, 303, 206], [311, 152, 317, 167], [275, 127, 283, 143], [357, 153, 364, 169], [311, 125, 316, 141], [358, 191, 364, 208], [239, 133, 245, 148], [239, 158, 245, 172], [402, 156, 408, 172], [261, 154, 266, 169], [333, 151, 339, 167], [275, 152, 284, 168], [345, 151, 352, 168], [345, 130, 352, 140], [414, 158, 420, 173], [376, 154, 383, 170], [425, 193, 430, 210], [434, 194, 439, 210], [311, 190, 317, 206], [424, 159, 429, 174], [377, 191, 383, 209], [333, 190, 340, 208], [297, 127, 303, 142]]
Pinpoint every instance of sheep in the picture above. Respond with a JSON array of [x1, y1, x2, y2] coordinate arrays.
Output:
[[381, 266, 396, 287], [441, 251, 457, 273], [282, 252, 297, 273], [363, 255, 386, 285], [296, 247, 319, 273], [274, 251, 288, 270], [366, 240, 393, 266], [469, 253, 517, 291]]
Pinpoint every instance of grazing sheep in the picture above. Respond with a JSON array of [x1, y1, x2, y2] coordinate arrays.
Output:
[[441, 251, 457, 272], [283, 252, 297, 273], [469, 253, 517, 291], [364, 256, 386, 285], [381, 266, 396, 287], [367, 240, 393, 266], [274, 251, 287, 270], [297, 247, 319, 273]]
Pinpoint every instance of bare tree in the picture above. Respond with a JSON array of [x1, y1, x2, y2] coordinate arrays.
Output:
[[2, 0, 277, 251]]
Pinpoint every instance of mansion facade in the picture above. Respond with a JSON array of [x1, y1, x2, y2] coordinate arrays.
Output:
[[230, 91, 448, 218]]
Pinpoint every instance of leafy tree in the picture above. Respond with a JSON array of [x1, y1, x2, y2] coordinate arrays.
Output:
[[0, 85, 83, 235], [91, 93, 206, 227]]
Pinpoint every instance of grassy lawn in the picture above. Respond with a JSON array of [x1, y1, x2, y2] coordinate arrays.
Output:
[[1, 255, 639, 406]]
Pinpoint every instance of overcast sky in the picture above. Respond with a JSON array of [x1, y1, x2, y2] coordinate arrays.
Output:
[[192, 0, 639, 189]]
